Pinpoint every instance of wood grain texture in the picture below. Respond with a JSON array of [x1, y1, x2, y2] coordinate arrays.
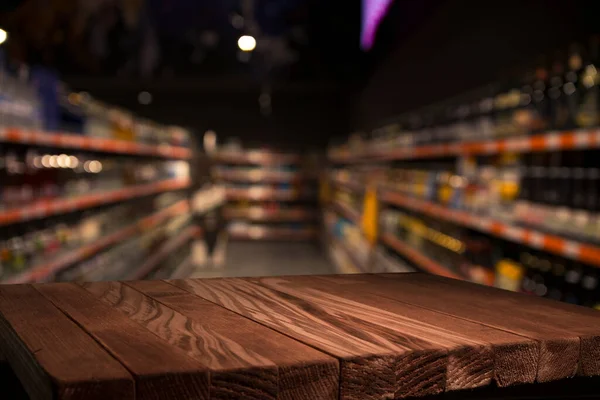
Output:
[[317, 274, 582, 383], [399, 273, 600, 378], [81, 280, 338, 400], [172, 277, 497, 399], [129, 280, 339, 399], [250, 275, 539, 388], [0, 284, 134, 400], [34, 282, 209, 400], [2, 275, 600, 399]]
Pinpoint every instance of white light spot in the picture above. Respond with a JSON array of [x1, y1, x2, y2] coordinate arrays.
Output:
[[69, 156, 79, 169], [238, 35, 256, 52], [0, 29, 7, 45], [49, 155, 59, 168], [88, 160, 103, 173], [41, 155, 51, 168], [57, 154, 69, 168]]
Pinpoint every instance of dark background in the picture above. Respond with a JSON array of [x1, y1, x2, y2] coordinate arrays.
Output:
[[1, 0, 599, 149]]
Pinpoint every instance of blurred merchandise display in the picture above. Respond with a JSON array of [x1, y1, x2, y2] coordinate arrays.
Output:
[[327, 34, 600, 310], [331, 35, 600, 159], [0, 191, 189, 282], [0, 65, 191, 147], [380, 206, 600, 309], [211, 142, 320, 243], [0, 59, 202, 284], [0, 145, 187, 211]]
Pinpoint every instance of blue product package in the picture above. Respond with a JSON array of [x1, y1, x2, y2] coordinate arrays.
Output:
[[30, 67, 60, 131]]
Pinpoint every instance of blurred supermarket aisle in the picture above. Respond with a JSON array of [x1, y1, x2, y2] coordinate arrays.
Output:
[[190, 241, 334, 279]]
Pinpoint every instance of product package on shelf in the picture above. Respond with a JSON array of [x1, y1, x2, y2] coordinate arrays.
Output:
[[328, 34, 600, 310], [211, 142, 320, 243], [0, 60, 195, 284]]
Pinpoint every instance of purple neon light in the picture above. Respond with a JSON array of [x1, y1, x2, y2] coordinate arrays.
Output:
[[361, 0, 394, 50]]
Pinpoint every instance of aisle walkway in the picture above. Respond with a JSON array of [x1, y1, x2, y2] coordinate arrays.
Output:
[[190, 241, 335, 278]]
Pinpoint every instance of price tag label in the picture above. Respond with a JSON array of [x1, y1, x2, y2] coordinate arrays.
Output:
[[507, 137, 531, 152], [528, 232, 544, 248], [575, 131, 592, 148], [504, 226, 524, 242], [476, 217, 492, 231], [545, 133, 561, 149], [563, 241, 581, 258], [483, 141, 498, 153]]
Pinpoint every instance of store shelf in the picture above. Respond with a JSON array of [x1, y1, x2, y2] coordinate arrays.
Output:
[[226, 187, 313, 201], [214, 169, 311, 183], [380, 190, 600, 268], [331, 176, 365, 193], [229, 226, 317, 241], [327, 236, 363, 274], [0, 178, 190, 227], [380, 232, 462, 279], [330, 129, 600, 163], [331, 200, 361, 224], [127, 225, 202, 280], [224, 207, 316, 222], [329, 234, 369, 272], [214, 150, 300, 165], [0, 127, 192, 159], [2, 200, 190, 284]]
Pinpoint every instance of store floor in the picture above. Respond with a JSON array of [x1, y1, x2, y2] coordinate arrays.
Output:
[[190, 241, 335, 279]]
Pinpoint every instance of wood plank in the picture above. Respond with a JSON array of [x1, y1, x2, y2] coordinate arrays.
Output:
[[34, 282, 209, 400], [0, 284, 134, 400], [316, 274, 584, 383], [81, 280, 338, 400], [249, 275, 539, 389], [396, 273, 600, 377], [173, 278, 487, 399], [128, 280, 339, 399]]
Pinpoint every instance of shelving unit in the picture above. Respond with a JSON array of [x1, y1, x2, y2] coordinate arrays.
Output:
[[0, 71, 203, 283], [126, 225, 202, 280], [380, 232, 461, 279], [0, 127, 192, 159], [224, 206, 316, 222], [0, 178, 189, 227], [330, 128, 600, 163], [328, 124, 600, 308], [4, 200, 190, 284], [212, 147, 319, 242], [380, 190, 600, 267], [326, 33, 600, 308]]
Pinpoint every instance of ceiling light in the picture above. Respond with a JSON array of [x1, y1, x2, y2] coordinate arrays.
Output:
[[238, 35, 256, 52]]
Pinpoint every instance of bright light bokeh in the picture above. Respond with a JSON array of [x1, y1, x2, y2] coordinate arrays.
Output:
[[238, 35, 256, 52], [0, 29, 6, 45]]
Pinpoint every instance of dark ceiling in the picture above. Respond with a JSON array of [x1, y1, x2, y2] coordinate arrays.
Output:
[[0, 0, 369, 85]]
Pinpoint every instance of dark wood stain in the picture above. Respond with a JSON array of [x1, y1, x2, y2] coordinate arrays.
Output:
[[34, 282, 210, 400], [0, 275, 598, 399], [172, 277, 494, 398], [249, 275, 539, 388], [317, 274, 583, 383], [0, 284, 134, 400], [80, 280, 338, 400]]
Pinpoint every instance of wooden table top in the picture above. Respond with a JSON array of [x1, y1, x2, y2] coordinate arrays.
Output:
[[1, 273, 599, 400]]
